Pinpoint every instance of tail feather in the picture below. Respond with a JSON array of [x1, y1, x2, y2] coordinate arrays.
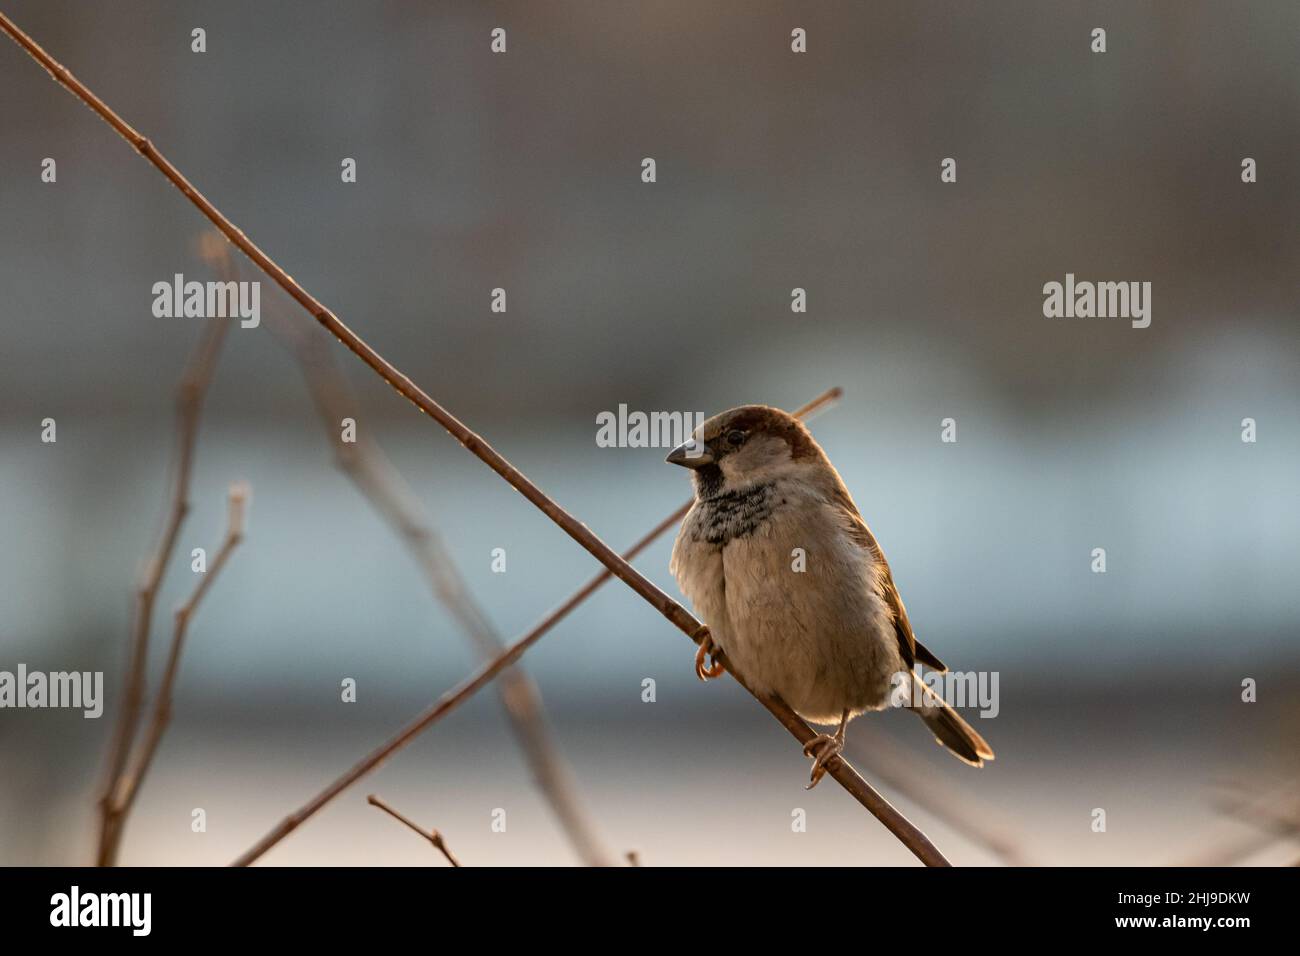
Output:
[[911, 675, 995, 767]]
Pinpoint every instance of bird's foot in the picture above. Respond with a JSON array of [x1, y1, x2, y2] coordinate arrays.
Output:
[[802, 734, 844, 789], [693, 630, 724, 681]]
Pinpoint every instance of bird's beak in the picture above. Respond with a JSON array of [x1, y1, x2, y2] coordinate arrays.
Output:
[[666, 440, 714, 469]]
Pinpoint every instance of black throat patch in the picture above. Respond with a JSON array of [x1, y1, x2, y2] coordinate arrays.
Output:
[[692, 464, 724, 499], [693, 479, 779, 545]]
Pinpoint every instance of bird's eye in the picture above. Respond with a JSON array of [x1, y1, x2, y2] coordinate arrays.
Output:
[[726, 429, 747, 446]]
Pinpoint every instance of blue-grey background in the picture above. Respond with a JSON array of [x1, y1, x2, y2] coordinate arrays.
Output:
[[0, 1, 1297, 865]]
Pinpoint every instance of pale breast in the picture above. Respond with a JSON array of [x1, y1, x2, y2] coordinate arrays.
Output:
[[669, 502, 730, 646], [671, 481, 904, 724]]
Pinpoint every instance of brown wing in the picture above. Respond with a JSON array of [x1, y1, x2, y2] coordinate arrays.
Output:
[[830, 485, 947, 673]]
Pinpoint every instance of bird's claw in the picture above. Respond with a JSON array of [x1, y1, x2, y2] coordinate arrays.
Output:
[[694, 632, 724, 681], [802, 733, 844, 789]]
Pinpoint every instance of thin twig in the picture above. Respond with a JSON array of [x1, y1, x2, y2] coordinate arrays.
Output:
[[367, 795, 461, 867], [93, 242, 234, 866], [0, 15, 948, 867], [101, 484, 249, 863], [249, 279, 614, 866], [228, 389, 852, 868]]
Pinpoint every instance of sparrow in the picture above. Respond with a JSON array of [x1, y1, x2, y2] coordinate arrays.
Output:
[[667, 404, 994, 787]]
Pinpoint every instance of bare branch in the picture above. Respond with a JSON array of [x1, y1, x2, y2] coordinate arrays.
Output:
[[0, 13, 947, 867], [101, 484, 249, 863], [367, 795, 461, 867]]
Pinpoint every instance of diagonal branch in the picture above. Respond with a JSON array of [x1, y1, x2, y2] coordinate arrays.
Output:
[[101, 483, 249, 864], [0, 8, 701, 638], [367, 795, 461, 867], [0, 13, 949, 867]]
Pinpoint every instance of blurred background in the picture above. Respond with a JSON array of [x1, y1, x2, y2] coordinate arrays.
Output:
[[1, 1, 1297, 866]]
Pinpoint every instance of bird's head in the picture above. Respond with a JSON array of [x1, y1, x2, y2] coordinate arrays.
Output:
[[666, 404, 825, 497]]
